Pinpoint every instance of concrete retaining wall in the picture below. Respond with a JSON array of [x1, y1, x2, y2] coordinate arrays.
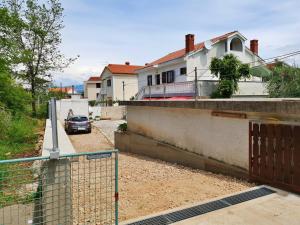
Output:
[[101, 106, 126, 120], [127, 106, 250, 169], [116, 99, 300, 176], [115, 131, 248, 178], [42, 119, 75, 156]]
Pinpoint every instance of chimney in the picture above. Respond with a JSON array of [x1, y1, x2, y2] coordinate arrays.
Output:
[[125, 61, 130, 65], [185, 34, 195, 54], [250, 39, 258, 55]]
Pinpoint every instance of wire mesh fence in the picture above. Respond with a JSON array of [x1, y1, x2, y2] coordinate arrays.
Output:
[[0, 150, 118, 225]]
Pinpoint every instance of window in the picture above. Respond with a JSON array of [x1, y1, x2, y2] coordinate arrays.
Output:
[[156, 74, 160, 85], [162, 72, 167, 84], [107, 79, 111, 87], [70, 116, 88, 122], [162, 70, 175, 83], [147, 75, 152, 86], [167, 71, 175, 83], [96, 83, 101, 88], [96, 93, 99, 98], [180, 67, 187, 75], [230, 37, 243, 51]]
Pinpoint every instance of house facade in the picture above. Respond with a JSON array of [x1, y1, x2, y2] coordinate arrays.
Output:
[[136, 31, 267, 99], [84, 76, 102, 101], [100, 62, 143, 105]]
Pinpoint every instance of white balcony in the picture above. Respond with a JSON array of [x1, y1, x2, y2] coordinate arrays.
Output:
[[136, 80, 267, 100]]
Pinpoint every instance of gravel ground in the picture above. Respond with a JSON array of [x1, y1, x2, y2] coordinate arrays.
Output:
[[68, 126, 113, 151], [93, 120, 125, 144], [69, 122, 254, 222]]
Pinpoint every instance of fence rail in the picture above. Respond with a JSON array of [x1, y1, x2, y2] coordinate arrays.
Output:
[[135, 80, 267, 100], [0, 150, 119, 225]]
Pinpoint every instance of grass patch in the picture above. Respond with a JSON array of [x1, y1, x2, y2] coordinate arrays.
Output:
[[0, 117, 45, 206]]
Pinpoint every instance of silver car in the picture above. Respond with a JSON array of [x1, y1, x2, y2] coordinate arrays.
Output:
[[65, 115, 92, 134]]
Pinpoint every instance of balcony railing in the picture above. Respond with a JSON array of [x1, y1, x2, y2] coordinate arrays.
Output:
[[136, 80, 267, 100]]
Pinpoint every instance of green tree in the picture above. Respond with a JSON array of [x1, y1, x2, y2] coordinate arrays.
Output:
[[0, 0, 77, 115], [267, 64, 300, 97], [210, 54, 250, 98], [0, 58, 31, 114]]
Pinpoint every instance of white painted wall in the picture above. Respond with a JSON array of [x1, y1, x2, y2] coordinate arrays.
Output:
[[84, 82, 101, 101], [56, 99, 89, 123], [100, 69, 114, 100], [89, 106, 101, 119], [127, 106, 249, 169], [101, 68, 138, 101], [138, 59, 188, 91], [113, 75, 138, 101]]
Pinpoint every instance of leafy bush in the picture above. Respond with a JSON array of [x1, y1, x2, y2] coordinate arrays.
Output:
[[267, 65, 300, 97], [0, 68, 31, 115], [36, 103, 48, 119], [7, 116, 38, 144], [89, 100, 96, 106], [211, 80, 234, 98], [117, 123, 127, 132], [0, 106, 11, 140], [210, 54, 250, 98]]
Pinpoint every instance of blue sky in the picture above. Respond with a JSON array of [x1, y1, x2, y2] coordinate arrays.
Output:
[[54, 0, 300, 85]]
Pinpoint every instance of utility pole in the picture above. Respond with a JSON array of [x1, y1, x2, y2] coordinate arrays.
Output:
[[122, 81, 125, 101], [194, 67, 198, 101]]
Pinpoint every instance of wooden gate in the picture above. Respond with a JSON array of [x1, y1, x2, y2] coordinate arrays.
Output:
[[249, 121, 300, 193]]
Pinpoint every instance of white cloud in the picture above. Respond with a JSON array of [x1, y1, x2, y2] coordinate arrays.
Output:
[[53, 0, 300, 84]]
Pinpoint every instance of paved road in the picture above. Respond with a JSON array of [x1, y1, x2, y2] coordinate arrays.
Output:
[[93, 120, 126, 145]]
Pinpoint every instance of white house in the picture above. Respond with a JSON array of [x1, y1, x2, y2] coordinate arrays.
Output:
[[84, 76, 102, 101], [100, 62, 143, 105], [136, 31, 267, 99]]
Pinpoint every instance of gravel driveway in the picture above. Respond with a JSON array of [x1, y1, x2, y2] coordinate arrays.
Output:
[[93, 120, 125, 145], [69, 121, 254, 222]]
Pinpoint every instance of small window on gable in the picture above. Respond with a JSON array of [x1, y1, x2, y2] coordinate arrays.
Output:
[[180, 67, 187, 75], [230, 37, 243, 52], [107, 79, 111, 87]]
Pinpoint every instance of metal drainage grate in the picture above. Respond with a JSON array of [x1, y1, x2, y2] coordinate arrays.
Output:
[[126, 187, 275, 225]]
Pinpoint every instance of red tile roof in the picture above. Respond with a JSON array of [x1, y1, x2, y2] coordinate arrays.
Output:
[[141, 31, 238, 69], [106, 64, 143, 75], [88, 76, 101, 81], [49, 87, 73, 93]]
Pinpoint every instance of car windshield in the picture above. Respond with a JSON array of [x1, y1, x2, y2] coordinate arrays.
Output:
[[70, 116, 88, 122]]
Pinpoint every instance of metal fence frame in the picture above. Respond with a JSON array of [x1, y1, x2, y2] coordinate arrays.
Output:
[[0, 150, 119, 225]]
